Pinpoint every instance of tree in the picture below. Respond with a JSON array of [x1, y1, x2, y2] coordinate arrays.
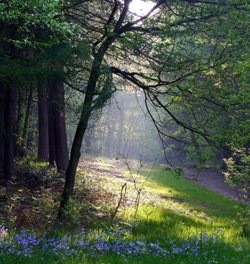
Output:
[[0, 0, 81, 178], [38, 78, 50, 162], [57, 0, 248, 219], [51, 77, 69, 171]]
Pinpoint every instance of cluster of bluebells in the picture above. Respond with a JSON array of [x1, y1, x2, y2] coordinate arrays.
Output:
[[0, 225, 248, 260]]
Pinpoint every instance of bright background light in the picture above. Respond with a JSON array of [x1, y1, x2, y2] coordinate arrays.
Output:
[[129, 0, 155, 16]]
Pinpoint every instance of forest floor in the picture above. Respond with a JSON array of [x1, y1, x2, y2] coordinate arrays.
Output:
[[0, 156, 240, 230], [0, 156, 249, 263]]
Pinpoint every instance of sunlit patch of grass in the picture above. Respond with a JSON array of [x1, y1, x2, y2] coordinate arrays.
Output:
[[16, 156, 49, 169], [126, 168, 238, 214], [122, 204, 244, 244], [109, 165, 246, 244], [76, 158, 248, 244]]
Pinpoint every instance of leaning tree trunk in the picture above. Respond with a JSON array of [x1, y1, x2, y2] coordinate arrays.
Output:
[[57, 74, 96, 220], [37, 79, 49, 162], [57, 41, 113, 220]]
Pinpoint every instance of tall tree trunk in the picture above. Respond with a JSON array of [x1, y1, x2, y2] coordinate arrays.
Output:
[[37, 79, 49, 162], [48, 101, 56, 166], [22, 84, 33, 149], [0, 24, 17, 181], [5, 85, 16, 180], [0, 84, 6, 181], [15, 86, 26, 156], [26, 102, 37, 150], [51, 79, 69, 171]]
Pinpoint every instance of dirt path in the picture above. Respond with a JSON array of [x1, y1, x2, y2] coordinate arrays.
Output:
[[181, 166, 239, 200]]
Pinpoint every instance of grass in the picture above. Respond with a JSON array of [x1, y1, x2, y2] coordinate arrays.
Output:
[[0, 157, 249, 263], [121, 166, 245, 243], [0, 224, 249, 264], [140, 168, 239, 219]]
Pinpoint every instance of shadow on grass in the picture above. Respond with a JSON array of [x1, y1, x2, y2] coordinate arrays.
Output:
[[139, 168, 239, 219], [131, 207, 208, 242]]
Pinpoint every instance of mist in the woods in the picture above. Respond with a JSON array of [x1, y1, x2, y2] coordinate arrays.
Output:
[[82, 92, 164, 162], [66, 90, 219, 168], [67, 91, 177, 165]]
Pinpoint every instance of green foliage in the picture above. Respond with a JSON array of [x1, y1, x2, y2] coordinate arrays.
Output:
[[0, 0, 89, 85], [136, 167, 238, 220], [0, 3, 249, 263], [92, 68, 115, 110], [223, 148, 250, 236], [0, 0, 79, 48], [224, 148, 250, 202]]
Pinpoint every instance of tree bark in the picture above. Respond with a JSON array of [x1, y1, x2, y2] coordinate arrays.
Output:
[[37, 79, 49, 162], [0, 24, 18, 181], [22, 84, 33, 149], [26, 102, 37, 150], [51, 79, 69, 171], [5, 85, 16, 180], [48, 95, 56, 166], [0, 84, 6, 181], [15, 86, 26, 156]]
